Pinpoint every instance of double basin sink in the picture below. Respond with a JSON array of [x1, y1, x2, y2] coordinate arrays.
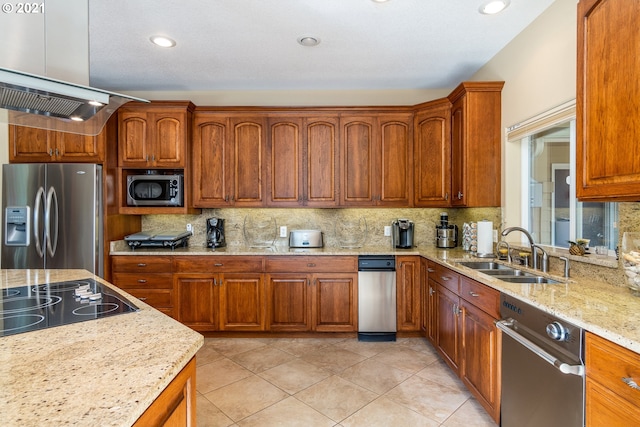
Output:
[[458, 261, 562, 285]]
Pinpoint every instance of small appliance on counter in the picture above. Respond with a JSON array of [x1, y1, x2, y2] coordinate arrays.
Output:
[[289, 230, 324, 248], [206, 217, 226, 248], [436, 212, 458, 248], [125, 230, 192, 250], [392, 219, 414, 249]]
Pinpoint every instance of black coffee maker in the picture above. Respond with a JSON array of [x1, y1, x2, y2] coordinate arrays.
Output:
[[206, 217, 226, 248]]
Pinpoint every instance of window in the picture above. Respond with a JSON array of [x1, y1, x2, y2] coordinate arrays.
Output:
[[508, 101, 618, 253]]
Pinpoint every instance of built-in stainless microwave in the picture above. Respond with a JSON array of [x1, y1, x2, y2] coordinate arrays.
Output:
[[126, 174, 183, 207]]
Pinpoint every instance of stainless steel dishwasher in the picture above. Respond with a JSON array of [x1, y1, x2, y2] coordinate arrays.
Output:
[[357, 255, 396, 341], [496, 293, 585, 427]]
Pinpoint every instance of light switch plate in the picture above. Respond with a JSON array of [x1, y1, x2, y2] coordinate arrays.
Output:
[[384, 225, 392, 236], [279, 226, 288, 237]]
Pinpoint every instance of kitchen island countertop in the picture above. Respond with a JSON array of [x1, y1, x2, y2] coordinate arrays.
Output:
[[0, 269, 204, 427]]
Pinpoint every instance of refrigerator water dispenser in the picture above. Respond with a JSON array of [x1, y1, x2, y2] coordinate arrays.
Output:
[[4, 206, 30, 246]]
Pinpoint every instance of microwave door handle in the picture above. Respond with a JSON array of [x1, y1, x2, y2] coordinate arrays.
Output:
[[33, 186, 46, 258], [45, 186, 59, 257]]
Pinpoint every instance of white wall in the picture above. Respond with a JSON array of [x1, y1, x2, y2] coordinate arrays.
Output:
[[469, 0, 577, 238]]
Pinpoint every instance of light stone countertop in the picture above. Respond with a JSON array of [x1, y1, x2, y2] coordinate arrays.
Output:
[[110, 241, 640, 354], [0, 269, 204, 427]]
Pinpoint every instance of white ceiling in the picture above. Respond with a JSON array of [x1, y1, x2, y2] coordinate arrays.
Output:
[[88, 0, 556, 92]]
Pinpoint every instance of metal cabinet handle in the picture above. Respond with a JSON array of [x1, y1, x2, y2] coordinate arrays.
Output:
[[138, 297, 147, 301], [469, 291, 479, 297], [137, 263, 147, 267], [48, 149, 54, 156], [441, 276, 451, 281], [427, 268, 435, 273], [622, 377, 640, 391], [214, 263, 223, 267], [429, 286, 434, 296], [307, 263, 316, 267], [137, 279, 147, 283]]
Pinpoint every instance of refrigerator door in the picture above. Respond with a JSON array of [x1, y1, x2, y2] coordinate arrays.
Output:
[[2, 164, 46, 269], [45, 164, 103, 276]]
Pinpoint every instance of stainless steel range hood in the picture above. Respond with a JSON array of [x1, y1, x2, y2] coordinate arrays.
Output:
[[0, 67, 148, 136]]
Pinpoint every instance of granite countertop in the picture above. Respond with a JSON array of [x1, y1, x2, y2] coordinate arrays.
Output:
[[0, 269, 204, 427], [110, 240, 640, 354]]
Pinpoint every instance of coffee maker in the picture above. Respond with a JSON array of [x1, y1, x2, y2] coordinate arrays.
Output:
[[436, 212, 458, 248], [206, 217, 226, 248], [392, 219, 414, 249]]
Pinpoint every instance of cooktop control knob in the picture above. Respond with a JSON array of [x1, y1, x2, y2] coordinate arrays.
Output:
[[546, 321, 569, 341]]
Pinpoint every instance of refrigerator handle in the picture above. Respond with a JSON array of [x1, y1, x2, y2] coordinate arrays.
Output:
[[33, 186, 46, 258], [45, 186, 59, 257]]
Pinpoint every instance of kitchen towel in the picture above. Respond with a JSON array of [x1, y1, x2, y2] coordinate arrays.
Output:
[[476, 220, 494, 255]]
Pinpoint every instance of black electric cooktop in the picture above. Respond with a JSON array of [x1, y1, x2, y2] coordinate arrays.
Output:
[[0, 278, 139, 337]]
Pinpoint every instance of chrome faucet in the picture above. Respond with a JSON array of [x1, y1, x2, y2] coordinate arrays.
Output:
[[501, 227, 548, 272]]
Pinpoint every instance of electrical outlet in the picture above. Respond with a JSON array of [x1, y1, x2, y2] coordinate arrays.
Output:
[[186, 223, 192, 232], [279, 226, 288, 238], [384, 225, 392, 236], [493, 229, 498, 242]]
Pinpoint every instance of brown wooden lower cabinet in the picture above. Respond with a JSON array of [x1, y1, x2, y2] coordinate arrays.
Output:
[[396, 255, 421, 331], [133, 357, 196, 427], [585, 332, 640, 427], [429, 263, 500, 423], [266, 272, 357, 332]]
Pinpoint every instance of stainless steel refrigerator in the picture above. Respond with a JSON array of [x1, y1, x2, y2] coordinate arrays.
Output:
[[2, 163, 103, 276]]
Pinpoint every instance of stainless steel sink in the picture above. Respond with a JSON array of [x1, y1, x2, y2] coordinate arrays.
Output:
[[458, 261, 512, 270], [498, 276, 562, 284], [479, 269, 534, 277]]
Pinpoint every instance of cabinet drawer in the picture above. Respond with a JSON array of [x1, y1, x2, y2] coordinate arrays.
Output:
[[586, 332, 640, 405], [431, 264, 460, 293], [265, 256, 357, 273], [460, 276, 499, 318], [112, 272, 173, 289], [112, 256, 173, 273], [124, 288, 173, 308], [173, 256, 264, 273]]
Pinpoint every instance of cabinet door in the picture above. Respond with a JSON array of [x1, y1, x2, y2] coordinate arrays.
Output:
[[219, 273, 265, 331], [231, 117, 265, 206], [436, 284, 460, 373], [55, 132, 104, 162], [8, 126, 54, 162], [397, 255, 421, 331], [192, 114, 232, 207], [449, 83, 503, 207], [340, 116, 376, 205], [305, 116, 339, 206], [267, 117, 303, 206], [312, 273, 357, 332], [175, 275, 218, 331], [426, 279, 437, 343], [577, 0, 640, 201], [152, 112, 186, 167], [378, 114, 412, 206], [460, 299, 500, 422], [118, 111, 150, 167], [414, 101, 451, 206], [267, 274, 311, 331], [586, 378, 640, 427]]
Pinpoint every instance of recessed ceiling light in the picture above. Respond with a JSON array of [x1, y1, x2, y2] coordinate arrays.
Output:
[[150, 35, 176, 48], [479, 0, 510, 15], [297, 36, 320, 47], [371, 0, 390, 3]]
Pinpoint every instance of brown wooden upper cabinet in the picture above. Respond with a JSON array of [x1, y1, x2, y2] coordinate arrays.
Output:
[[266, 115, 339, 207], [340, 113, 413, 206], [191, 111, 266, 207], [576, 0, 640, 201], [9, 125, 105, 163], [448, 82, 503, 207], [118, 101, 193, 168], [413, 99, 452, 207]]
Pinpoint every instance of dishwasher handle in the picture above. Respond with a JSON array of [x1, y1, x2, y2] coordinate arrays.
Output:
[[496, 319, 585, 377]]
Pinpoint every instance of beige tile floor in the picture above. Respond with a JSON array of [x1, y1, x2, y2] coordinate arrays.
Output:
[[195, 337, 498, 427]]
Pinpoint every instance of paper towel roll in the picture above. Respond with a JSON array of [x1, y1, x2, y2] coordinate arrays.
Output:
[[476, 220, 494, 255]]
